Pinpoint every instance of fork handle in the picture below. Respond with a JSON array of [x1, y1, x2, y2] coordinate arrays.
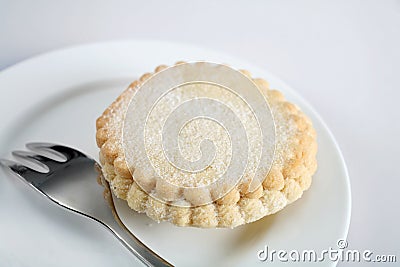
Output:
[[92, 168, 173, 267], [99, 175, 173, 267], [102, 213, 173, 267], [99, 180, 173, 267]]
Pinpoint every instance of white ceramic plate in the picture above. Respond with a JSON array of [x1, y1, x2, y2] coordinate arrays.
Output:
[[0, 41, 351, 267]]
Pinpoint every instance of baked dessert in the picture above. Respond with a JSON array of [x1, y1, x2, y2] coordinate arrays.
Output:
[[96, 62, 317, 228]]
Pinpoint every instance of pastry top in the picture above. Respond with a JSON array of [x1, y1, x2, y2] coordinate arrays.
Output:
[[96, 62, 317, 228]]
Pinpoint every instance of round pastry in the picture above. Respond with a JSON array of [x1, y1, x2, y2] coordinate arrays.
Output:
[[96, 62, 317, 228]]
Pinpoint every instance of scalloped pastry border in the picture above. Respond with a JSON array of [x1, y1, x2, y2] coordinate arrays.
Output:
[[96, 63, 317, 228]]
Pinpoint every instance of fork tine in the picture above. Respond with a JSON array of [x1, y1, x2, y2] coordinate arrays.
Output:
[[26, 142, 69, 161], [12, 151, 52, 172], [49, 145, 85, 158], [0, 158, 47, 186], [26, 142, 58, 148]]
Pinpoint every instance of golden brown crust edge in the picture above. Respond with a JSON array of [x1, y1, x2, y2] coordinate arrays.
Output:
[[96, 63, 317, 228]]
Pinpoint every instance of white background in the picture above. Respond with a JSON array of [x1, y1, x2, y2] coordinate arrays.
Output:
[[1, 0, 399, 265]]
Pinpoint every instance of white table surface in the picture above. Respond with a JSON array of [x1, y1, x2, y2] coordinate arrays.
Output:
[[1, 0, 399, 266]]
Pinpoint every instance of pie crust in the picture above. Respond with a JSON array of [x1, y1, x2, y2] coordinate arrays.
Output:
[[96, 62, 317, 228]]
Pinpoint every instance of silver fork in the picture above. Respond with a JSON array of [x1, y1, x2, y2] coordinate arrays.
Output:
[[0, 142, 173, 267]]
